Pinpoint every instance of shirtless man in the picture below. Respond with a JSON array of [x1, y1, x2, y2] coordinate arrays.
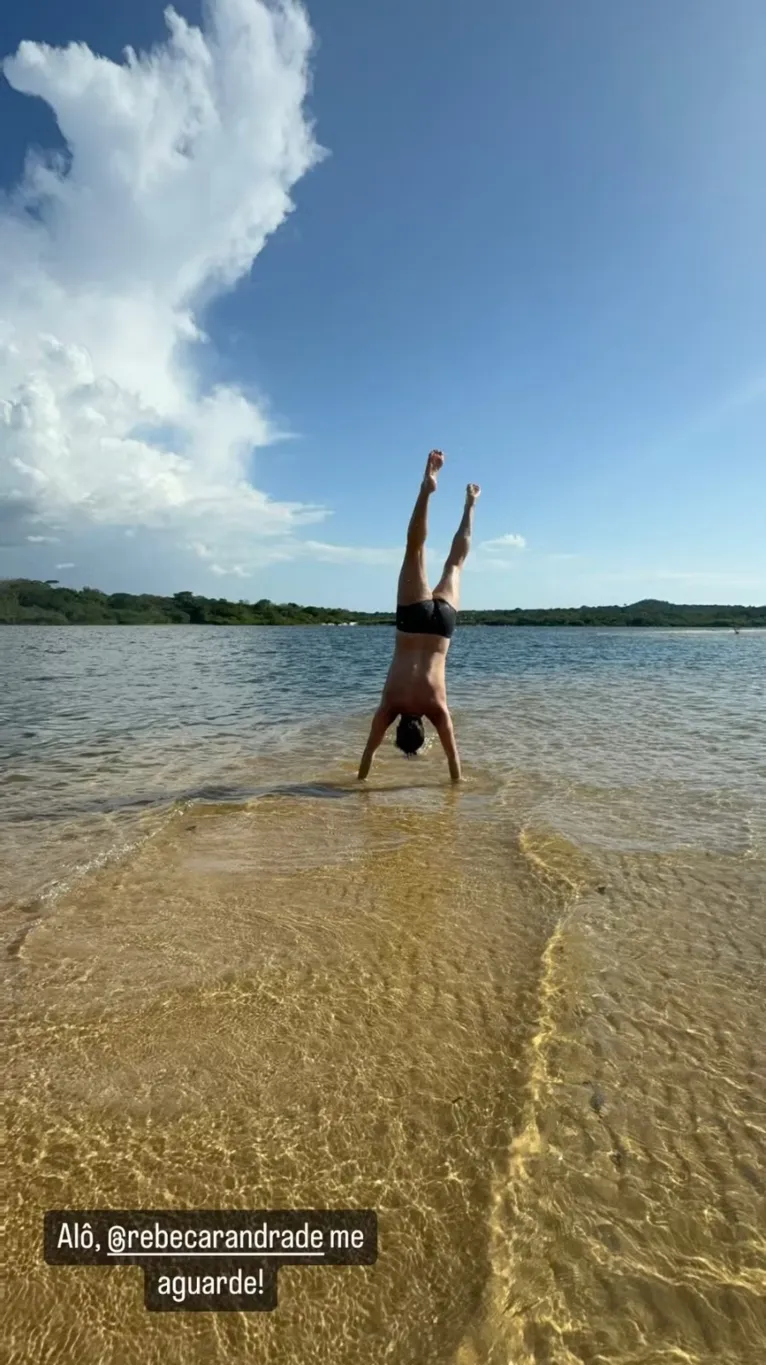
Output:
[[357, 450, 480, 782]]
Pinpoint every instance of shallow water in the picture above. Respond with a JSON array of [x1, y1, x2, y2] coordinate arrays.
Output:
[[3, 625, 765, 1363]]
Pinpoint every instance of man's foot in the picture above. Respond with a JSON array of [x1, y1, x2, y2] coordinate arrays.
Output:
[[423, 449, 445, 493], [466, 483, 481, 505]]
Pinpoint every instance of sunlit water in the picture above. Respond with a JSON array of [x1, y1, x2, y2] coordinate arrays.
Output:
[[3, 625, 765, 1363]]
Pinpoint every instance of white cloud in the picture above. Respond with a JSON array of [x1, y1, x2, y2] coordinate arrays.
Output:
[[26, 533, 60, 543], [55, 561, 75, 569], [171, 537, 405, 576], [0, 0, 330, 574], [211, 562, 249, 577], [479, 533, 526, 551], [597, 570, 764, 587], [294, 540, 403, 566]]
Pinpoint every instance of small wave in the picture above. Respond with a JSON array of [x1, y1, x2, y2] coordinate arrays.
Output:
[[1, 776, 364, 825], [1, 804, 181, 958]]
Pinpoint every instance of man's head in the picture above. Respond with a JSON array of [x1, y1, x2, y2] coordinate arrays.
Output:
[[395, 713, 425, 758]]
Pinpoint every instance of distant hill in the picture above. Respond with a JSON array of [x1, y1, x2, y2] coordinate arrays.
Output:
[[0, 580, 763, 627]]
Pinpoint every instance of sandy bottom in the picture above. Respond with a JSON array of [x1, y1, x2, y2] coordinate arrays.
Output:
[[5, 776, 766, 1363]]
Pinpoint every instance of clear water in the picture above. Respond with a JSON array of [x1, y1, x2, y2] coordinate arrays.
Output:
[[3, 626, 765, 1363]]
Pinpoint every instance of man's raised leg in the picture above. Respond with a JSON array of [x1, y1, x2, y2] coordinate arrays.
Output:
[[397, 451, 444, 603], [406, 450, 444, 548], [446, 483, 480, 564], [433, 483, 481, 607]]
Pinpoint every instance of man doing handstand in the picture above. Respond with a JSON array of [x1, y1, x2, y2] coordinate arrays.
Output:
[[357, 449, 480, 782]]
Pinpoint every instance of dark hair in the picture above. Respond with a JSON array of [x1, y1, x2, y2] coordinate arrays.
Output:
[[395, 713, 425, 758]]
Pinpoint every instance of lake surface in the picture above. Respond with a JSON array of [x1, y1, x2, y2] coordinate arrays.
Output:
[[3, 625, 765, 1364]]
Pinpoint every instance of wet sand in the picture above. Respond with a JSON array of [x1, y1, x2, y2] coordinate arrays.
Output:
[[5, 770, 766, 1363]]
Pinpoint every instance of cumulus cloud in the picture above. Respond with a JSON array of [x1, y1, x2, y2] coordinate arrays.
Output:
[[0, 0, 340, 577], [479, 533, 526, 551]]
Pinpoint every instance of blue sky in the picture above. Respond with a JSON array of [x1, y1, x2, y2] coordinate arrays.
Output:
[[0, 0, 763, 609]]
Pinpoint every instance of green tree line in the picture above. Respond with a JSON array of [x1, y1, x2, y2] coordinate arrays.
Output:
[[0, 580, 763, 627]]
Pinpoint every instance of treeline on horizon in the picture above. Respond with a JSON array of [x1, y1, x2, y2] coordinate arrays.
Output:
[[0, 580, 763, 628]]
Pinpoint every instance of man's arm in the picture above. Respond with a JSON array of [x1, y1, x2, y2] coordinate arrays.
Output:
[[357, 706, 395, 780], [433, 707, 462, 781]]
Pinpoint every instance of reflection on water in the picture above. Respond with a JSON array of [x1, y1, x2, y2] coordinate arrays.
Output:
[[3, 627, 766, 1363]]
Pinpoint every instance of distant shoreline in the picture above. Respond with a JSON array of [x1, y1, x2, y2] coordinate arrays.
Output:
[[1, 580, 764, 628]]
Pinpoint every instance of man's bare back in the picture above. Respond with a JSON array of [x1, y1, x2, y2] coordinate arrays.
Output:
[[357, 450, 480, 781], [381, 635, 449, 717]]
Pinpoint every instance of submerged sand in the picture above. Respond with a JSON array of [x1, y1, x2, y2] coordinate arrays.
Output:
[[5, 768, 765, 1364]]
